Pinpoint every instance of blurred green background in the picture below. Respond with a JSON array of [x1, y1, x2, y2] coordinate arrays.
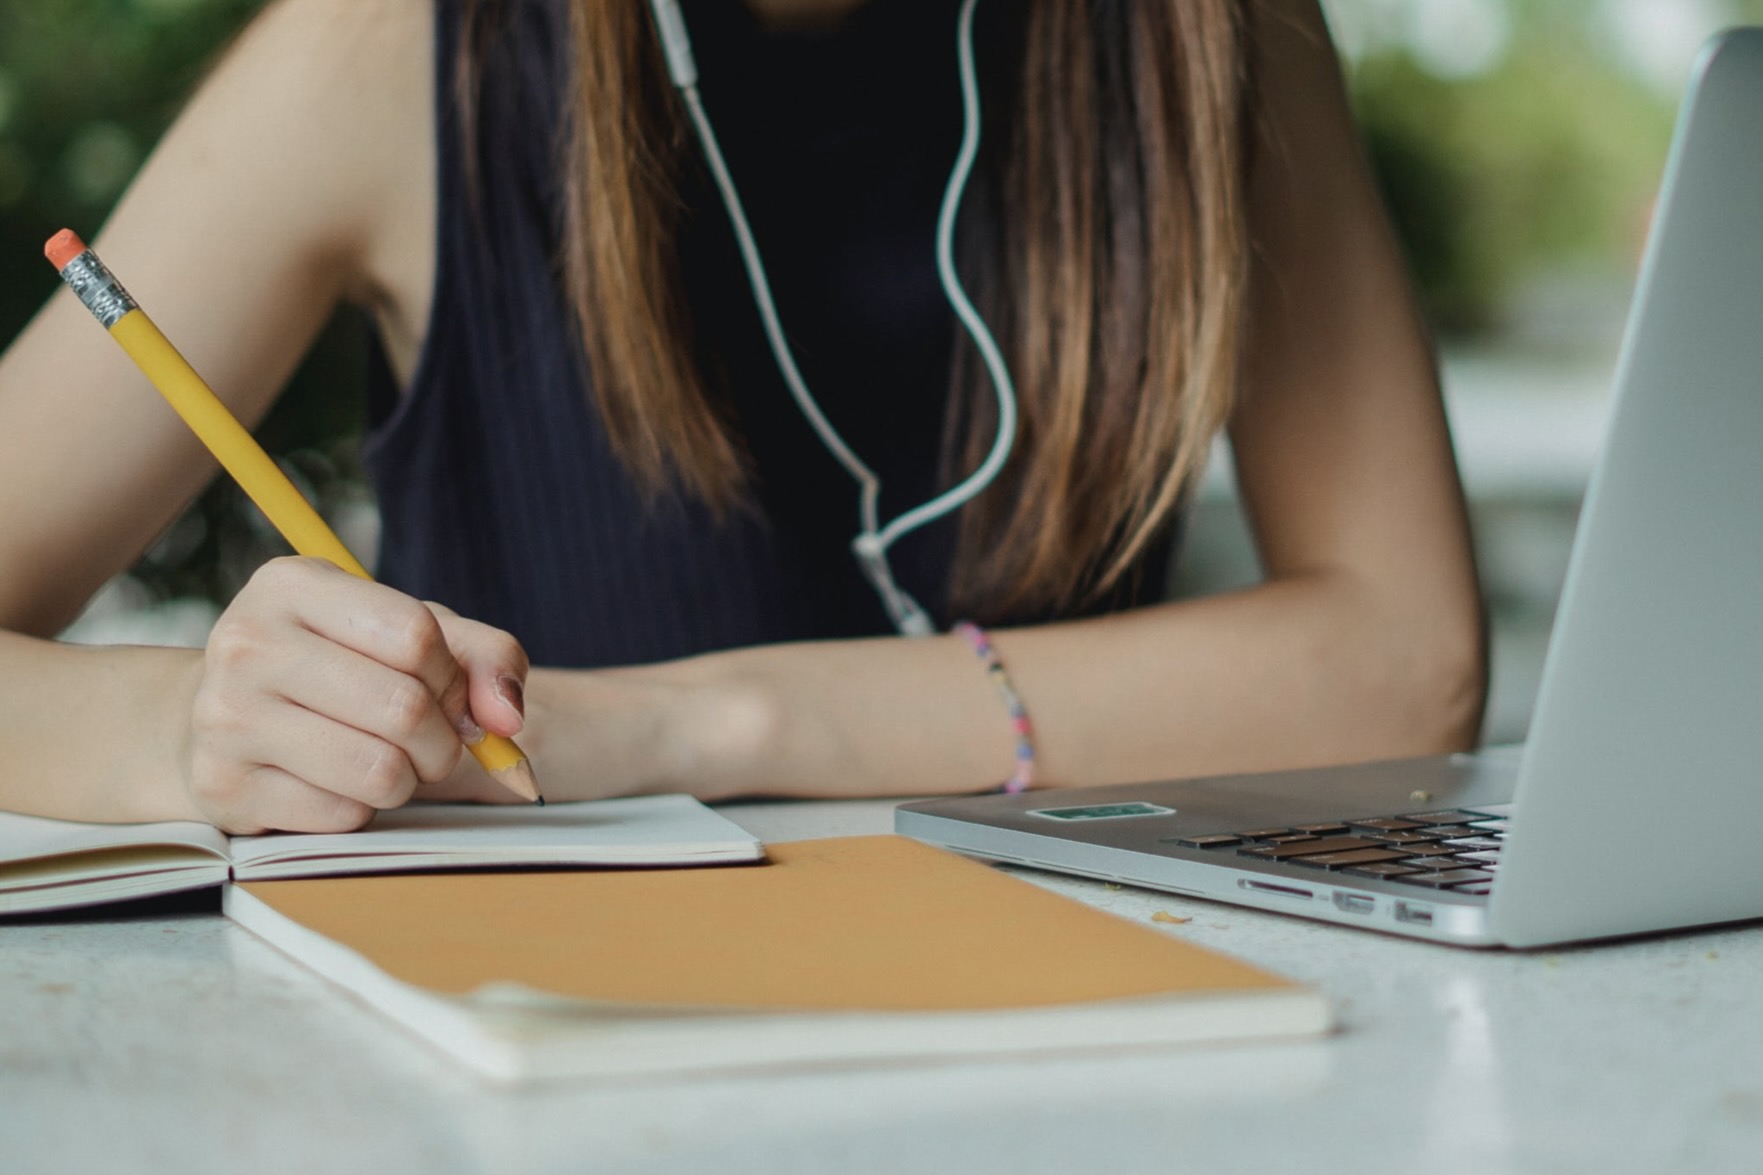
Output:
[[1, 0, 1759, 736]]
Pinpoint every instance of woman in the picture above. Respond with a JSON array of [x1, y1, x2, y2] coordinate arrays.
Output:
[[0, 0, 1485, 833]]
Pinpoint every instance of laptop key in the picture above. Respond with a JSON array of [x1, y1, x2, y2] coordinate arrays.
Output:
[[1456, 849, 1502, 864], [1393, 869, 1496, 888], [1453, 882, 1495, 896], [1164, 834, 1243, 849], [1347, 817, 1425, 831], [1237, 835, 1385, 860], [1404, 810, 1487, 824], [1417, 824, 1477, 838], [1340, 862, 1423, 879], [1291, 823, 1349, 835], [1441, 837, 1503, 852], [1289, 848, 1413, 869], [1398, 842, 1461, 857], [1400, 856, 1464, 869], [1237, 827, 1298, 840], [1469, 818, 1509, 832], [1359, 830, 1443, 845]]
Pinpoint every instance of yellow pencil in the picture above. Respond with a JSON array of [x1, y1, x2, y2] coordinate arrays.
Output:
[[46, 229, 541, 805]]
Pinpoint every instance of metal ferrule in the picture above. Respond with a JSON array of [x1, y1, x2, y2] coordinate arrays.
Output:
[[58, 251, 137, 329]]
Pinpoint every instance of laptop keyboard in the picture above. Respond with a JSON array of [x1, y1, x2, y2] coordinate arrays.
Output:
[[1167, 807, 1512, 897]]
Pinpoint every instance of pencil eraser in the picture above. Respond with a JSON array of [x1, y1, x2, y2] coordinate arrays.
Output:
[[45, 229, 88, 271]]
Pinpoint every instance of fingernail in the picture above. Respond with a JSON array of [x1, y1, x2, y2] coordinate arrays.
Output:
[[495, 674, 526, 725], [454, 710, 485, 745]]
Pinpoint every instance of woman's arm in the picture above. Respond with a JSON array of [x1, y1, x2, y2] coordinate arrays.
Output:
[[0, 0, 532, 829], [0, 0, 430, 636], [514, 0, 1486, 802]]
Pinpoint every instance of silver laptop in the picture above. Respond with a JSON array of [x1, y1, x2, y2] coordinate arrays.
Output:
[[897, 28, 1763, 948]]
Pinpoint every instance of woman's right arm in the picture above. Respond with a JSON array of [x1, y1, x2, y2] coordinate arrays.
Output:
[[0, 0, 524, 830]]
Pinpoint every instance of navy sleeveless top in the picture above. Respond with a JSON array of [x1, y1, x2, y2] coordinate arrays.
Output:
[[363, 0, 1171, 668]]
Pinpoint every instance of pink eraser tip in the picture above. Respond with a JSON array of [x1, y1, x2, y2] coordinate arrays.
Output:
[[45, 230, 88, 271]]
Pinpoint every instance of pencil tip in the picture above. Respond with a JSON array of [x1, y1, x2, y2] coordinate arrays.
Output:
[[535, 794, 546, 807], [492, 757, 542, 805]]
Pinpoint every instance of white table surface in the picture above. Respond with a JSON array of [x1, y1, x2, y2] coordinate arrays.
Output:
[[2, 798, 1758, 1175]]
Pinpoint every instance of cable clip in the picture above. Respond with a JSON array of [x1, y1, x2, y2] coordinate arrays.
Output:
[[852, 534, 936, 637]]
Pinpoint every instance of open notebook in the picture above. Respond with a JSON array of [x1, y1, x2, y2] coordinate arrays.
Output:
[[226, 835, 1333, 1083], [0, 795, 765, 914]]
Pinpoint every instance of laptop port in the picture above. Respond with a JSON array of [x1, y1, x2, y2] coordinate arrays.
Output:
[[1394, 901, 1435, 926], [1333, 892, 1375, 915], [1239, 880, 1313, 900]]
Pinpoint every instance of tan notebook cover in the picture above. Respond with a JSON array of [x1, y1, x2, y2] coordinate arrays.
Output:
[[238, 835, 1305, 1011]]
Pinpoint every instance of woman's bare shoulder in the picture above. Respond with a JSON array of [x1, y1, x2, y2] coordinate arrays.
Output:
[[88, 0, 435, 319]]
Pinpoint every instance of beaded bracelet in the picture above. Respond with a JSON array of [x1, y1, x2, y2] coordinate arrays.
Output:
[[953, 620, 1035, 794]]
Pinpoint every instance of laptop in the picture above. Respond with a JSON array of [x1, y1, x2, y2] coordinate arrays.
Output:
[[897, 28, 1763, 948]]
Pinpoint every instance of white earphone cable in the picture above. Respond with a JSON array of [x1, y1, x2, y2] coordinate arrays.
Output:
[[880, 0, 1016, 550], [679, 88, 888, 541], [656, 0, 1011, 636]]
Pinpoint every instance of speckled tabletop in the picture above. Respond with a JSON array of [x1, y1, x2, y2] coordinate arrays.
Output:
[[3, 799, 1758, 1175]]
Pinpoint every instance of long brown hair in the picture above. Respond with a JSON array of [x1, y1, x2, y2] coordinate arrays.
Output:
[[464, 0, 1252, 622]]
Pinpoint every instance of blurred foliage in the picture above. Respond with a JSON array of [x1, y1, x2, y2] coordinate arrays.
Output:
[[0, 0, 1751, 610], [1343, 4, 1678, 334]]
